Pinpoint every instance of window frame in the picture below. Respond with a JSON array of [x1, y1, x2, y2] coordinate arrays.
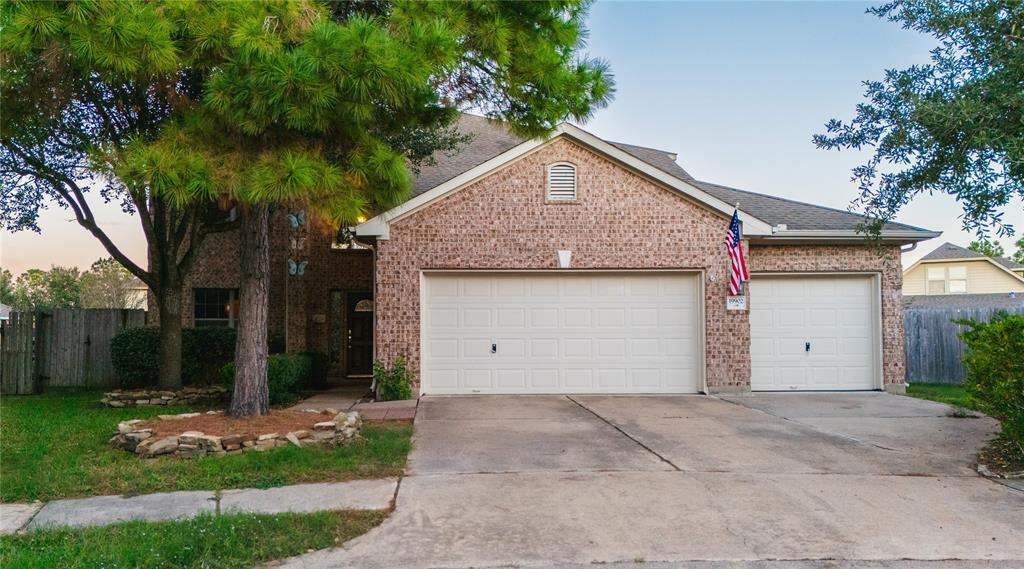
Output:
[[925, 265, 968, 295], [193, 288, 240, 328]]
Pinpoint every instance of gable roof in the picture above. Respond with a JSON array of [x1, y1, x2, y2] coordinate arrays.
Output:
[[920, 242, 1024, 269], [906, 241, 1024, 284], [360, 114, 939, 242], [412, 115, 698, 194], [921, 242, 982, 261], [996, 257, 1024, 271]]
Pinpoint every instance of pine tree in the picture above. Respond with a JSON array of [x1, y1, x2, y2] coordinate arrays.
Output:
[[4, 1, 613, 416], [189, 1, 612, 417]]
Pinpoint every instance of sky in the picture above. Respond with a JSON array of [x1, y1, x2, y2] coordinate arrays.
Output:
[[3, 0, 1023, 277]]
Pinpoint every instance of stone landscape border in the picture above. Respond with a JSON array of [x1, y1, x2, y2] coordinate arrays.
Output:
[[102, 386, 229, 407], [110, 410, 363, 458]]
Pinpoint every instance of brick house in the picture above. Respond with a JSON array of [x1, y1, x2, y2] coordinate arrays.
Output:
[[178, 114, 938, 395]]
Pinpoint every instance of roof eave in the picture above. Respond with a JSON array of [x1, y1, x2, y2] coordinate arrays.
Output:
[[753, 229, 942, 245]]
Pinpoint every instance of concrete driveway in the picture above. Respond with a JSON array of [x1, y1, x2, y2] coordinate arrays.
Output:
[[276, 393, 1023, 568]]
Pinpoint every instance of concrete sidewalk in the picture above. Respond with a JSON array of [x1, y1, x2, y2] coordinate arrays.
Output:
[[0, 478, 398, 534]]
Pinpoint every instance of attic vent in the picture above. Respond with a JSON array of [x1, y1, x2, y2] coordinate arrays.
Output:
[[547, 163, 577, 201]]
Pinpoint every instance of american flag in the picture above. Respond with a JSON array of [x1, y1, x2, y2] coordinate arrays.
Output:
[[725, 208, 749, 295]]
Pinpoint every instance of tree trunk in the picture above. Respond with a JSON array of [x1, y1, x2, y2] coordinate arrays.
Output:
[[229, 204, 270, 417], [157, 284, 184, 389]]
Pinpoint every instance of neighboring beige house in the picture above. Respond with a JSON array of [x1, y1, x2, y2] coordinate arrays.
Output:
[[903, 242, 1024, 295]]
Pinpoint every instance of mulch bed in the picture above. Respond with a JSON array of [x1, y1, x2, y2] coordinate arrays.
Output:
[[137, 410, 335, 439], [977, 434, 1024, 478]]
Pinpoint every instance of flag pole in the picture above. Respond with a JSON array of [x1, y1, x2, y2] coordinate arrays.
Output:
[[735, 202, 744, 295]]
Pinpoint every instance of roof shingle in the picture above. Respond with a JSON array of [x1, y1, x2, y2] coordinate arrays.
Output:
[[408, 114, 933, 234]]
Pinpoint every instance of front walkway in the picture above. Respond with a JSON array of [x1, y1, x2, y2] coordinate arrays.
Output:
[[290, 387, 418, 421], [288, 385, 367, 412], [275, 393, 1023, 568], [0, 478, 398, 534]]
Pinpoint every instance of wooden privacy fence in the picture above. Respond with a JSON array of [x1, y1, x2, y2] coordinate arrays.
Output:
[[904, 302, 1024, 385], [1, 309, 146, 394]]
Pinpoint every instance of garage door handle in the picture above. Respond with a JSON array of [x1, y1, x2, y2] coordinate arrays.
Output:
[[491, 343, 497, 354], [805, 341, 811, 353]]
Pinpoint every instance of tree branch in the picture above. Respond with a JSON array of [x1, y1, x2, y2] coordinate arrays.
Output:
[[5, 142, 154, 287]]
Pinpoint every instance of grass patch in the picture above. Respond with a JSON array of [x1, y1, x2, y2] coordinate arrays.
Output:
[[907, 384, 1024, 475], [0, 509, 385, 569], [905, 383, 979, 411], [0, 391, 412, 503]]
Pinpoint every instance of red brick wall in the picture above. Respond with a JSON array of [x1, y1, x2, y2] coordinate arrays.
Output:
[[159, 210, 372, 363], [748, 244, 906, 390], [375, 138, 752, 392], [163, 140, 907, 393]]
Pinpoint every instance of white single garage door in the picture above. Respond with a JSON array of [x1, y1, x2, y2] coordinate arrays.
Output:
[[422, 272, 701, 395], [750, 275, 879, 391]]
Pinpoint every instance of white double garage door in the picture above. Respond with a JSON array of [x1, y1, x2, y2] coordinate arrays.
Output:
[[421, 272, 879, 395]]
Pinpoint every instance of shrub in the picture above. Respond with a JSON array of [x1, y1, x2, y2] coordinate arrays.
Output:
[[110, 327, 160, 388], [373, 356, 412, 401], [957, 312, 1024, 444], [268, 333, 286, 354], [182, 327, 237, 385], [220, 353, 314, 406], [110, 326, 236, 388]]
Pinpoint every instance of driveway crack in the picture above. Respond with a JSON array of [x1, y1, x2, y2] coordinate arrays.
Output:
[[565, 396, 681, 471]]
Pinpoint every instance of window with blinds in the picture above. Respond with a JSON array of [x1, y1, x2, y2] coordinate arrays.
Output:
[[547, 163, 577, 200]]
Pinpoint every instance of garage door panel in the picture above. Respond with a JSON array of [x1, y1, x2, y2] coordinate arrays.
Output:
[[630, 338, 660, 357], [530, 338, 559, 358], [496, 309, 525, 328], [809, 309, 836, 327], [751, 276, 877, 391], [596, 308, 627, 327], [530, 308, 558, 327], [531, 369, 559, 389], [428, 369, 459, 389], [496, 278, 525, 296], [466, 309, 493, 327], [462, 279, 491, 297], [430, 339, 459, 358], [563, 308, 592, 327], [423, 273, 701, 394], [497, 369, 526, 388], [430, 308, 459, 327], [564, 279, 592, 296], [564, 369, 594, 388], [563, 338, 593, 358]]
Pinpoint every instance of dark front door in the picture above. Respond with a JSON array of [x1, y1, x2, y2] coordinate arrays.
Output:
[[345, 292, 374, 376]]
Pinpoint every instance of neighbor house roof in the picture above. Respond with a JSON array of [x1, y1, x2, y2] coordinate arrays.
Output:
[[365, 114, 939, 242], [920, 242, 1024, 269], [906, 241, 1024, 284]]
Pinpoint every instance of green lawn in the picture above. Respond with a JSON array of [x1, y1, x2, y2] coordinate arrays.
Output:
[[0, 391, 412, 503], [905, 382, 978, 410], [0, 509, 385, 569]]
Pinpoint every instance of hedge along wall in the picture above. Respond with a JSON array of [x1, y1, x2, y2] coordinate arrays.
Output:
[[110, 327, 236, 388]]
